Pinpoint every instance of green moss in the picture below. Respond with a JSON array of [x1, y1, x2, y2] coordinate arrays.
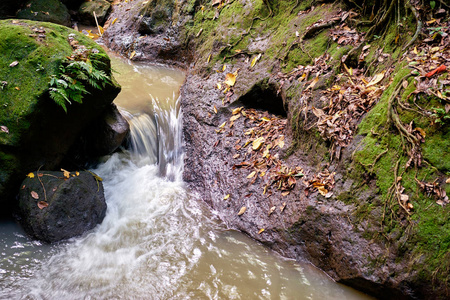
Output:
[[0, 20, 108, 147]]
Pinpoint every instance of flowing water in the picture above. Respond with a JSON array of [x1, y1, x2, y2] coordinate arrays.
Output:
[[0, 53, 373, 300]]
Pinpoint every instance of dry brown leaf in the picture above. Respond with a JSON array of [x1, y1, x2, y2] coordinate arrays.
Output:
[[280, 202, 286, 212], [366, 71, 385, 87], [238, 206, 246, 216], [31, 191, 39, 200], [37, 201, 48, 209]]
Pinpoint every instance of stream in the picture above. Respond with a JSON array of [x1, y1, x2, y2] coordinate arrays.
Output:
[[0, 52, 373, 299]]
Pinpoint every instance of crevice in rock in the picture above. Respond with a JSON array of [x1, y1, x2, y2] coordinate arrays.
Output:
[[234, 79, 287, 117]]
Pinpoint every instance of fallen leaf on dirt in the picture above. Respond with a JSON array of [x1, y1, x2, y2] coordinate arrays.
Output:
[[27, 172, 35, 178], [250, 53, 262, 68], [258, 228, 265, 234], [238, 206, 246, 216], [224, 73, 236, 87], [0, 126, 8, 134], [31, 191, 39, 200], [61, 168, 70, 179], [37, 201, 48, 209], [247, 171, 256, 179], [224, 194, 230, 200]]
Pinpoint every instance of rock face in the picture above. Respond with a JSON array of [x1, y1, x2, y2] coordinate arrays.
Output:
[[18, 171, 106, 243], [16, 0, 72, 26], [78, 0, 111, 26], [0, 20, 121, 213]]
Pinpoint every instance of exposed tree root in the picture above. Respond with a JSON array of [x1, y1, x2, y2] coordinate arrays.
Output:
[[403, 1, 422, 51]]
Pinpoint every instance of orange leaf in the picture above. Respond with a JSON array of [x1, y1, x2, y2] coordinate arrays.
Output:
[[37, 201, 48, 209], [425, 65, 446, 78]]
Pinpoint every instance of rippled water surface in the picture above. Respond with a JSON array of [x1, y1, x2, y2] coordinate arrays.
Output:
[[0, 52, 372, 300]]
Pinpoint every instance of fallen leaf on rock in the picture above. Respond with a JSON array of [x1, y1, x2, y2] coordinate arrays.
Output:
[[230, 114, 240, 122], [37, 201, 48, 209], [129, 51, 136, 59], [250, 53, 262, 68], [213, 105, 218, 114], [61, 168, 70, 179], [224, 194, 230, 200], [27, 172, 34, 178], [31, 191, 39, 199], [112, 18, 118, 25], [268, 206, 276, 216], [280, 202, 286, 212], [247, 171, 256, 179], [224, 73, 236, 87], [219, 121, 226, 128], [258, 228, 265, 234], [232, 107, 243, 115], [252, 137, 264, 150], [238, 206, 246, 216], [281, 191, 290, 196]]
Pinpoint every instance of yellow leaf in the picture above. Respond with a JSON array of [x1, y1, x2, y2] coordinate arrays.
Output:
[[247, 171, 256, 179], [415, 127, 426, 138], [413, 47, 418, 55], [222, 65, 226, 72], [129, 51, 136, 59], [61, 168, 70, 179], [261, 117, 271, 122], [27, 172, 35, 178], [224, 194, 230, 200], [250, 53, 262, 68], [238, 206, 246, 216], [75, 171, 80, 176], [207, 54, 211, 63], [258, 228, 265, 234], [343, 63, 353, 75], [282, 191, 290, 196], [366, 71, 385, 87], [317, 185, 328, 196], [217, 82, 222, 90], [219, 121, 226, 128], [224, 73, 236, 87], [232, 107, 243, 115], [306, 77, 319, 90], [243, 140, 251, 147], [98, 25, 104, 35], [252, 137, 264, 150], [430, 46, 440, 53], [277, 140, 285, 149], [112, 18, 118, 25], [298, 73, 307, 82], [230, 114, 241, 122], [426, 18, 436, 25]]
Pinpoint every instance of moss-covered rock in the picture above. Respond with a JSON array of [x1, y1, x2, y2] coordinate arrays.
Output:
[[0, 19, 120, 212], [0, 0, 28, 18], [16, 0, 71, 26]]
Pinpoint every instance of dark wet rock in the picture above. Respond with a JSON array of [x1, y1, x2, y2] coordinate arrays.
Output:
[[66, 103, 130, 164], [78, 0, 111, 26], [0, 0, 28, 18], [17, 170, 106, 243], [101, 0, 191, 67], [60, 0, 85, 10], [16, 0, 71, 26]]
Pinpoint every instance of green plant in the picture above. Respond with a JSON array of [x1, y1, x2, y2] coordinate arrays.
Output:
[[431, 107, 450, 125], [48, 58, 110, 113]]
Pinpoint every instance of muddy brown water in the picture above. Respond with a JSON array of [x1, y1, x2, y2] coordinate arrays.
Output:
[[0, 52, 373, 299]]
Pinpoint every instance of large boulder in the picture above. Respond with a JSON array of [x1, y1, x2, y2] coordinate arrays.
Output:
[[18, 170, 106, 242], [0, 19, 121, 213], [16, 0, 72, 27], [78, 0, 111, 26]]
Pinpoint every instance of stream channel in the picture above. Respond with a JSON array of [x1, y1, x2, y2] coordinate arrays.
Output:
[[0, 51, 373, 299]]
